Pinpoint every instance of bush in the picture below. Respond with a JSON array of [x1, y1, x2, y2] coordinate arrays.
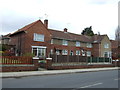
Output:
[[2, 50, 13, 56], [0, 51, 4, 56], [39, 60, 46, 64], [23, 53, 35, 57]]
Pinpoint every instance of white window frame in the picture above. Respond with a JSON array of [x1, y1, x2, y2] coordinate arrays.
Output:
[[76, 50, 80, 55], [33, 33, 44, 42], [87, 43, 92, 48], [104, 51, 111, 58], [32, 46, 46, 58], [56, 50, 60, 55], [87, 51, 91, 57], [62, 40, 68, 46], [76, 41, 80, 47], [50, 49, 53, 54], [104, 43, 109, 48], [104, 52, 109, 57], [62, 50, 68, 55]]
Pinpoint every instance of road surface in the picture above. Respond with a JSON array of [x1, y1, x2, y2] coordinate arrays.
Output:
[[2, 70, 119, 88]]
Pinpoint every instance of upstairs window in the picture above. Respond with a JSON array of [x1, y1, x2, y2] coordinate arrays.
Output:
[[62, 40, 68, 46], [76, 41, 80, 47], [34, 33, 44, 42], [104, 43, 109, 48], [87, 43, 92, 48]]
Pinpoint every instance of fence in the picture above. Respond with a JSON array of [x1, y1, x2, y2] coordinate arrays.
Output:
[[50, 54, 112, 63], [0, 56, 33, 64]]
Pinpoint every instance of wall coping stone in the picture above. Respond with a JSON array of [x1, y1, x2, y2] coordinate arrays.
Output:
[[0, 64, 34, 67]]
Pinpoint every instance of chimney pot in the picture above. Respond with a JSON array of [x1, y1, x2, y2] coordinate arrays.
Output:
[[64, 28, 67, 32], [44, 19, 48, 28]]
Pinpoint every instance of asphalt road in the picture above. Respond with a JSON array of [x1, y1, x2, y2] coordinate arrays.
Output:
[[2, 70, 119, 88]]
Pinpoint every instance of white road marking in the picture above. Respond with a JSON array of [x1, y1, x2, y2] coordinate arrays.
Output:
[[80, 83, 103, 88]]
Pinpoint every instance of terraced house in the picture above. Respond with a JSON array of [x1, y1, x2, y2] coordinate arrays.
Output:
[[8, 19, 112, 59]]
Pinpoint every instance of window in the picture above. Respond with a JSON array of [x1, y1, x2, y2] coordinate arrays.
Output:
[[51, 39, 53, 44], [62, 50, 68, 55], [76, 41, 80, 47], [56, 50, 60, 55], [50, 49, 53, 54], [62, 40, 68, 46], [87, 43, 92, 48], [104, 52, 109, 57], [76, 50, 80, 55], [34, 33, 44, 42], [87, 51, 91, 57], [104, 43, 109, 48], [32, 46, 46, 58]]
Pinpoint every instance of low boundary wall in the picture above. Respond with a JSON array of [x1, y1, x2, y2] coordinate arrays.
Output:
[[48, 64, 115, 70], [1, 59, 40, 72]]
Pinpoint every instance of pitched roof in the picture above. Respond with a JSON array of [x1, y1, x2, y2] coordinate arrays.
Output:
[[10, 20, 42, 36], [49, 29, 107, 43], [9, 19, 108, 43], [49, 29, 95, 43], [2, 33, 11, 39], [92, 35, 106, 43]]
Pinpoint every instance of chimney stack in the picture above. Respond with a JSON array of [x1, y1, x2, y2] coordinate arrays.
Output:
[[44, 19, 48, 28], [64, 28, 68, 32]]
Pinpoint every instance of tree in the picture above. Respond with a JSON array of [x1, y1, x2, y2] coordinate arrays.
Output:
[[81, 26, 94, 36], [0, 44, 9, 51]]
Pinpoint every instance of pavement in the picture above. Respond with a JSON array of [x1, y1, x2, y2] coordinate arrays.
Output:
[[0, 67, 119, 78]]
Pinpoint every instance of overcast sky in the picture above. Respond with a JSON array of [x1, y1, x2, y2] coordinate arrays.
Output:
[[1, 0, 119, 40]]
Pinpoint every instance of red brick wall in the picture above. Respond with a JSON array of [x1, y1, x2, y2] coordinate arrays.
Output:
[[48, 64, 114, 70], [9, 32, 26, 56], [1, 59, 40, 72], [92, 43, 100, 57], [49, 44, 93, 56], [1, 66, 38, 72], [23, 21, 51, 56], [9, 20, 51, 57]]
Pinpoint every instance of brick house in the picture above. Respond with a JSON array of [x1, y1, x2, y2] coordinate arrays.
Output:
[[0, 34, 15, 55], [9, 19, 112, 59], [9, 20, 51, 58]]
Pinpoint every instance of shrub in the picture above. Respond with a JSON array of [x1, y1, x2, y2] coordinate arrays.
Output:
[[23, 53, 35, 57]]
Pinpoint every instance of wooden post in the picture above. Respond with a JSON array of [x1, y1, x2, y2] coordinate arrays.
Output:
[[55, 54, 57, 63], [67, 55, 69, 62], [90, 57, 92, 64]]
